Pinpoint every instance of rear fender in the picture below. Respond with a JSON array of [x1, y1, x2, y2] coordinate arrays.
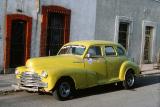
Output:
[[119, 61, 139, 81]]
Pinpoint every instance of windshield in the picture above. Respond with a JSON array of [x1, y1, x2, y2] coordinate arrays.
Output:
[[58, 45, 86, 55]]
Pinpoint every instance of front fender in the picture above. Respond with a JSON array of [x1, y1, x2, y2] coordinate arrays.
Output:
[[43, 67, 86, 91], [119, 61, 140, 81]]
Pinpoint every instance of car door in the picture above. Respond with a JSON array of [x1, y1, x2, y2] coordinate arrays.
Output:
[[104, 46, 118, 80], [84, 45, 107, 87]]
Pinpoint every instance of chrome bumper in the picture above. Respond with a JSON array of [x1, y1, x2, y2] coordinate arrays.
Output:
[[15, 72, 48, 92], [12, 84, 39, 92]]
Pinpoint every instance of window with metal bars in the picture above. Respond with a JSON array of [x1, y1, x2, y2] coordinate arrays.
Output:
[[46, 13, 65, 56], [40, 6, 71, 56], [118, 22, 129, 49], [144, 26, 153, 63]]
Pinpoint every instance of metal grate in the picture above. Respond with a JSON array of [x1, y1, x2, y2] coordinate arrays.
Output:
[[46, 12, 65, 56], [144, 26, 153, 63], [118, 22, 129, 49]]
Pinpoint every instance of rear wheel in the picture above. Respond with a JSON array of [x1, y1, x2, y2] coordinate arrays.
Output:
[[123, 71, 135, 89], [55, 78, 75, 100]]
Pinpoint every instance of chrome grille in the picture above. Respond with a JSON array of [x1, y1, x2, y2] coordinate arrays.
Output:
[[20, 72, 41, 87]]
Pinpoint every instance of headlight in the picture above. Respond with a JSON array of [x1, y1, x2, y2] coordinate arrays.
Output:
[[15, 69, 19, 75], [41, 71, 48, 78]]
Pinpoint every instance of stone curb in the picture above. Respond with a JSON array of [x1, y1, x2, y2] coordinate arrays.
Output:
[[0, 85, 22, 95]]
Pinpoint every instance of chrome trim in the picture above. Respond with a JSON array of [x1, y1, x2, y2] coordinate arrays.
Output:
[[12, 84, 38, 92], [19, 72, 47, 89], [20, 86, 38, 92]]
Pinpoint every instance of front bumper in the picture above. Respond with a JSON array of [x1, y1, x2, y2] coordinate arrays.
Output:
[[15, 72, 48, 92], [12, 84, 39, 92]]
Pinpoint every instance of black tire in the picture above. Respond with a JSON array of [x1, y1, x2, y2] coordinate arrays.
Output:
[[123, 71, 135, 89], [55, 78, 75, 101]]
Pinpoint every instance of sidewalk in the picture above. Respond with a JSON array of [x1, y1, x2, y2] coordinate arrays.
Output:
[[0, 69, 159, 95], [0, 74, 21, 94], [140, 69, 160, 76], [140, 64, 160, 75], [140, 64, 159, 71]]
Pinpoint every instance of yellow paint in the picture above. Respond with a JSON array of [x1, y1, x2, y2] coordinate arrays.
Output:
[[15, 40, 140, 92]]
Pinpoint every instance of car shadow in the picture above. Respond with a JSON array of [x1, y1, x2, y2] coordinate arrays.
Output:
[[134, 73, 160, 88], [74, 84, 123, 99], [73, 73, 160, 99]]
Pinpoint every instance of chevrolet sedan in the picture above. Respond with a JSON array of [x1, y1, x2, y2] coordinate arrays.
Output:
[[15, 40, 140, 100]]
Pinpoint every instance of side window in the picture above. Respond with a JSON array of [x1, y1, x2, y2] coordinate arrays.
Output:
[[105, 46, 116, 56], [87, 46, 102, 57], [117, 47, 125, 56]]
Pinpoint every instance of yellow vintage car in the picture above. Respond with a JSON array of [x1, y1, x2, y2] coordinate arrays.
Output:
[[15, 40, 140, 100]]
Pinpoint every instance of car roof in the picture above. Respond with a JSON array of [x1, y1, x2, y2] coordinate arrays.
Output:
[[64, 40, 121, 47]]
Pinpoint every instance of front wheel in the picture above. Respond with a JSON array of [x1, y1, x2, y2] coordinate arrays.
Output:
[[55, 79, 75, 100], [123, 71, 135, 89]]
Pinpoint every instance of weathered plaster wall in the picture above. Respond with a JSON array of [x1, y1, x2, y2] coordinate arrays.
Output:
[[0, 0, 159, 69], [0, 0, 5, 70], [41, 0, 97, 41], [0, 0, 97, 69], [95, 0, 160, 64]]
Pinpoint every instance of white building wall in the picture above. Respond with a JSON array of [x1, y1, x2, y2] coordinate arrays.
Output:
[[0, 1, 5, 70], [41, 0, 97, 41], [0, 0, 38, 70], [95, 0, 160, 64]]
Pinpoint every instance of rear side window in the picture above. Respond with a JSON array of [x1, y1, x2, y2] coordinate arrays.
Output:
[[105, 46, 116, 56], [117, 47, 125, 56]]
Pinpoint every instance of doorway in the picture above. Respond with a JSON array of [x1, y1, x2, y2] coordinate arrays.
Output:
[[5, 14, 32, 69], [9, 20, 26, 68]]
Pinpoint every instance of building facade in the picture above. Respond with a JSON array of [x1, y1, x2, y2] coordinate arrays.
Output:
[[0, 0, 160, 72]]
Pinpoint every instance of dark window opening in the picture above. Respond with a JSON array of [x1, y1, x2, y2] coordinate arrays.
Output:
[[46, 12, 65, 56], [144, 26, 153, 63], [118, 22, 129, 49]]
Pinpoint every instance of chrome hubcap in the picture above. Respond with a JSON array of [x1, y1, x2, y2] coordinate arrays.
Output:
[[59, 82, 71, 98], [127, 73, 134, 87]]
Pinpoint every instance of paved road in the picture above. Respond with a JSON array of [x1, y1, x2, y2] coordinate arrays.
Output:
[[0, 73, 159, 107]]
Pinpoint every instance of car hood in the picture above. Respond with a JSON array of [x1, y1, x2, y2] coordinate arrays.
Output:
[[26, 55, 83, 70]]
